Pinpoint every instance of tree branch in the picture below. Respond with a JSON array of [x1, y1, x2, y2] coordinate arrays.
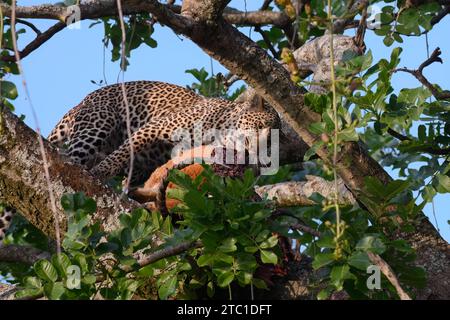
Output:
[[1, 22, 66, 62], [394, 47, 450, 101], [255, 176, 356, 207], [0, 109, 138, 239], [137, 241, 202, 268], [0, 2, 291, 28]]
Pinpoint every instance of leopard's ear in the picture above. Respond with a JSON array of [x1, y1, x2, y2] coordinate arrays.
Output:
[[235, 87, 265, 111], [248, 94, 265, 112]]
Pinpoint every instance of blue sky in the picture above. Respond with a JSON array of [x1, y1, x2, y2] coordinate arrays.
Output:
[[7, 1, 449, 241]]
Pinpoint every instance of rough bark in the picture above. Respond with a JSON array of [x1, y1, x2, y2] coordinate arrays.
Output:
[[0, 244, 51, 265], [0, 109, 138, 238]]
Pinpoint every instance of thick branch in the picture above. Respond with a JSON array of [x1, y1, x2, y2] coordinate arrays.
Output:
[[255, 176, 356, 207], [394, 47, 450, 101], [0, 2, 291, 28], [0, 109, 138, 239], [0, 244, 51, 265]]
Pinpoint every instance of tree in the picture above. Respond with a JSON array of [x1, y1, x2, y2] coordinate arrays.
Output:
[[0, 0, 449, 300]]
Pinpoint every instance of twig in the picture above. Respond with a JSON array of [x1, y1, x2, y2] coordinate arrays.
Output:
[[222, 72, 240, 90], [260, 0, 273, 11], [116, 0, 135, 195], [10, 0, 61, 255], [353, 2, 367, 52], [1, 22, 65, 62], [15, 18, 41, 35], [367, 251, 412, 300], [387, 128, 450, 155], [255, 25, 280, 59], [394, 47, 450, 101], [137, 241, 202, 268], [290, 222, 321, 237]]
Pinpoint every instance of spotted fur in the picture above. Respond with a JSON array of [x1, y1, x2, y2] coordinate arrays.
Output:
[[48, 80, 280, 184], [0, 81, 280, 238]]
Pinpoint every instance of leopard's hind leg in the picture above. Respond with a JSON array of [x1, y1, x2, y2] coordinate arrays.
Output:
[[64, 103, 123, 168], [91, 117, 180, 184]]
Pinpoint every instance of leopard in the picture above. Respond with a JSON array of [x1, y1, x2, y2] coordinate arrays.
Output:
[[1, 80, 281, 243]]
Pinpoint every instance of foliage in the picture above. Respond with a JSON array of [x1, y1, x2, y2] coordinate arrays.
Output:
[[13, 167, 285, 299], [271, 176, 425, 299], [89, 14, 157, 70], [1, 0, 448, 301], [186, 67, 245, 100]]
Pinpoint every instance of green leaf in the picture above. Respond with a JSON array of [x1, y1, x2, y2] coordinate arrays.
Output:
[[237, 271, 252, 285], [398, 266, 427, 288], [423, 184, 436, 202], [197, 253, 215, 267], [34, 260, 58, 283], [0, 80, 18, 99], [317, 288, 332, 300], [217, 271, 234, 288], [437, 175, 450, 193], [138, 265, 154, 277], [383, 35, 394, 47], [51, 253, 72, 277], [15, 288, 43, 299], [255, 229, 271, 243], [207, 281, 215, 297], [82, 274, 97, 285], [316, 235, 336, 249], [158, 274, 177, 300], [330, 265, 354, 290], [356, 236, 386, 254], [347, 252, 371, 270], [312, 253, 335, 269], [252, 278, 268, 290], [218, 237, 237, 253], [244, 246, 258, 253], [253, 209, 271, 221], [46, 282, 65, 300], [260, 249, 277, 264], [259, 235, 278, 249]]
